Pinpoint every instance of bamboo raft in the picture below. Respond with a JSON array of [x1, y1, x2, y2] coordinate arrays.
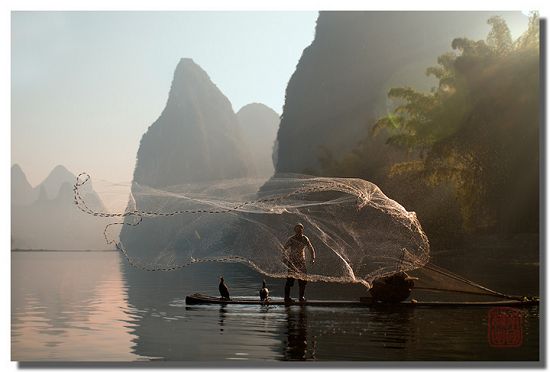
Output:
[[185, 293, 539, 308]]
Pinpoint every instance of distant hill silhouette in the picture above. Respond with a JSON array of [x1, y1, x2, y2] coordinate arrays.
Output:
[[11, 164, 103, 206], [237, 103, 280, 177], [11, 164, 36, 205], [11, 164, 108, 250], [40, 164, 78, 199]]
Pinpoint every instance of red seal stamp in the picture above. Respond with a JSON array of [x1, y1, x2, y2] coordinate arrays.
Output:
[[488, 307, 523, 348]]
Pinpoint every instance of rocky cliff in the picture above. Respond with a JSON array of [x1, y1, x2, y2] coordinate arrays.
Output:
[[275, 11, 525, 175], [133, 58, 253, 188], [121, 59, 256, 258]]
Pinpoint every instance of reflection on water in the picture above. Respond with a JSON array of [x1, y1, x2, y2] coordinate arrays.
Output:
[[12, 251, 539, 361], [284, 307, 310, 361], [218, 305, 227, 333], [11, 251, 135, 361]]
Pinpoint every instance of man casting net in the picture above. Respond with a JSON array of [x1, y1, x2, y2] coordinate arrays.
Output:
[[74, 172, 430, 288]]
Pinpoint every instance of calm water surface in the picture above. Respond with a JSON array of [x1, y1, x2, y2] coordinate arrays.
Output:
[[12, 251, 539, 362]]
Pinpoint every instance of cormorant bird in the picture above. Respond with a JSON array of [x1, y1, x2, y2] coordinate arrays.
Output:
[[259, 280, 269, 302], [219, 276, 230, 300]]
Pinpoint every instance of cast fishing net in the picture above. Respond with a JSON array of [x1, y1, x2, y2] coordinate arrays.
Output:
[[74, 173, 430, 288]]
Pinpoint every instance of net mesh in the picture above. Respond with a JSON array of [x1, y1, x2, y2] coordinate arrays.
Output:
[[74, 173, 431, 288], [410, 263, 527, 300]]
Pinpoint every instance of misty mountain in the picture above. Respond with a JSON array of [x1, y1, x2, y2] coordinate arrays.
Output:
[[40, 164, 78, 199], [12, 186, 109, 251], [11, 165, 108, 250], [275, 11, 527, 174], [133, 58, 253, 188], [237, 103, 280, 177], [11, 164, 36, 205], [121, 58, 256, 258], [11, 164, 104, 209]]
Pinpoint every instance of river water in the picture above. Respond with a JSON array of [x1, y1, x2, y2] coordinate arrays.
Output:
[[11, 250, 539, 362]]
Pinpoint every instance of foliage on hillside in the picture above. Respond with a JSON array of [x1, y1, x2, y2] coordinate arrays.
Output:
[[327, 14, 540, 235]]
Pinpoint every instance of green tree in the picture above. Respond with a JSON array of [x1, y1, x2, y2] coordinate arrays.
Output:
[[372, 14, 539, 233]]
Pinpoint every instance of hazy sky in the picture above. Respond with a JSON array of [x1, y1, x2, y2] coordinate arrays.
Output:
[[11, 11, 531, 193], [12, 11, 318, 187]]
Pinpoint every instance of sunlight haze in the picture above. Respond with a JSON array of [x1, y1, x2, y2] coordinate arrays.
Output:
[[12, 11, 317, 187]]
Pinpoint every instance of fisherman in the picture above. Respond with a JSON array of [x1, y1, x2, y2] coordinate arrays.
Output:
[[283, 223, 316, 303]]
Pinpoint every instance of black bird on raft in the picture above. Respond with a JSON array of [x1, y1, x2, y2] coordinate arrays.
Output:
[[219, 276, 230, 300], [259, 280, 269, 302]]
